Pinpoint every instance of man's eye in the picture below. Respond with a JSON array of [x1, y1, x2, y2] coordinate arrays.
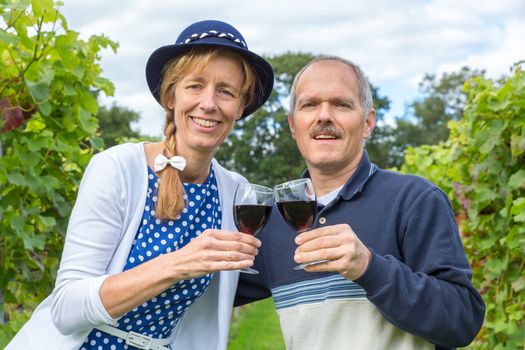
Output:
[[301, 102, 315, 109], [336, 102, 352, 109]]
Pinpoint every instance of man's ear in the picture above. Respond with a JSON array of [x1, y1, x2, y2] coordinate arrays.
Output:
[[288, 113, 296, 139], [364, 108, 376, 139]]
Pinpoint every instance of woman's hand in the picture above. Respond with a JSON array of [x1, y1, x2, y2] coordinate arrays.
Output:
[[167, 229, 261, 280]]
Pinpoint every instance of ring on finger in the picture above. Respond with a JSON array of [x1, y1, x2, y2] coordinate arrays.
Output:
[[227, 250, 232, 261]]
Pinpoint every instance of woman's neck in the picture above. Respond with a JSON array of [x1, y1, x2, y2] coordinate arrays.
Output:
[[144, 141, 214, 184], [175, 143, 215, 184], [179, 154, 213, 183]]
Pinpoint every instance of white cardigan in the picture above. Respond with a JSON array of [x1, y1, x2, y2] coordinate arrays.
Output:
[[6, 142, 246, 350]]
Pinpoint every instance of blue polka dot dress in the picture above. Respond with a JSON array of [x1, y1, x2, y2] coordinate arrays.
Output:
[[80, 165, 222, 350]]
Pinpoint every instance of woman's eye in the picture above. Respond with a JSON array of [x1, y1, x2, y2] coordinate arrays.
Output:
[[188, 84, 202, 90], [219, 89, 235, 97]]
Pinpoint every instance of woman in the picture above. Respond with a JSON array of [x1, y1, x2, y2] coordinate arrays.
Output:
[[6, 20, 274, 350]]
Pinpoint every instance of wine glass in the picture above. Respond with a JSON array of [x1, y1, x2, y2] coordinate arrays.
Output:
[[233, 183, 273, 274], [274, 178, 328, 270]]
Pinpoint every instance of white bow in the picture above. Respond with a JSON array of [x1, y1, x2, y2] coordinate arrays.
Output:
[[153, 154, 187, 172]]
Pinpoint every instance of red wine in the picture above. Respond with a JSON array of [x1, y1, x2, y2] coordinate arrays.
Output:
[[234, 205, 272, 236], [276, 200, 316, 232]]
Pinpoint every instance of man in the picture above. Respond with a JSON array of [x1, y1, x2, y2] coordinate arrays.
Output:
[[235, 56, 485, 350]]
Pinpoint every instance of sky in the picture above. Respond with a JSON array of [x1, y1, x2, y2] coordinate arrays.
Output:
[[61, 0, 525, 137]]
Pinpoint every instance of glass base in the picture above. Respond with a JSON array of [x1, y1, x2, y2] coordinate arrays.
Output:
[[293, 259, 330, 270], [239, 267, 259, 274]]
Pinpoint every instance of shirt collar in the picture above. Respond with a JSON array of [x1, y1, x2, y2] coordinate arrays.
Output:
[[301, 151, 378, 201]]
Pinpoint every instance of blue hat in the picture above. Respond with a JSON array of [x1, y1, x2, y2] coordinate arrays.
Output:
[[146, 20, 274, 119]]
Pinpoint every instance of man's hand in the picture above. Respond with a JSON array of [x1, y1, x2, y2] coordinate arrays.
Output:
[[294, 224, 371, 280]]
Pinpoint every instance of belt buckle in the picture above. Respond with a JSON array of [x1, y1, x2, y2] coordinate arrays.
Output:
[[126, 331, 152, 349]]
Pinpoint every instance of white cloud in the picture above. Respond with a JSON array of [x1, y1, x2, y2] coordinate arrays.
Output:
[[61, 0, 525, 136]]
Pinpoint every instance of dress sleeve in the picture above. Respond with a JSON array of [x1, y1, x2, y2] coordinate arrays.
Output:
[[354, 188, 485, 348], [50, 153, 125, 334]]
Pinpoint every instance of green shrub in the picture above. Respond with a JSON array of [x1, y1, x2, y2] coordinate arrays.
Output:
[[401, 63, 525, 349], [0, 0, 116, 346]]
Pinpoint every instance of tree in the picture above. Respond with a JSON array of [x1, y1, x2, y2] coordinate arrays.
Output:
[[388, 67, 485, 168], [215, 52, 391, 185], [96, 103, 142, 148], [362, 84, 392, 168], [0, 0, 116, 345], [401, 64, 525, 349]]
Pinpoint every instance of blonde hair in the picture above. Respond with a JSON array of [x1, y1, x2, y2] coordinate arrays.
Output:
[[155, 47, 256, 220]]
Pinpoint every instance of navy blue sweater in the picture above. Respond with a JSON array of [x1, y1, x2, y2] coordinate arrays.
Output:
[[236, 152, 485, 349]]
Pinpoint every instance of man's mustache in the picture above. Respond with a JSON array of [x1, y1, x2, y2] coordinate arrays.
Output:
[[310, 122, 343, 139]]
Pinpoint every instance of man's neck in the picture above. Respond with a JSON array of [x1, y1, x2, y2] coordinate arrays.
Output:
[[307, 153, 363, 197]]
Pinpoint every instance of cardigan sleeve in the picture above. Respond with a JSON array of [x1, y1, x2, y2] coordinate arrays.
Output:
[[50, 152, 125, 334]]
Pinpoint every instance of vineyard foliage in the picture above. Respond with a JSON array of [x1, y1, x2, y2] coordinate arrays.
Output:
[[0, 0, 116, 345], [401, 63, 525, 349]]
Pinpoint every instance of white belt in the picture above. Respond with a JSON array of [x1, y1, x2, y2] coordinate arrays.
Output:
[[96, 324, 171, 350]]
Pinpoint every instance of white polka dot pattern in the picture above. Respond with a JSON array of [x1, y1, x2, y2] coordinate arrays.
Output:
[[80, 166, 221, 350]]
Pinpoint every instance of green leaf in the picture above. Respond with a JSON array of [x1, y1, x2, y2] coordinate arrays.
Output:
[[38, 100, 52, 116], [23, 232, 46, 251], [38, 64, 55, 85], [31, 0, 55, 18], [509, 170, 525, 190], [511, 133, 525, 157], [474, 185, 496, 206], [25, 117, 46, 132], [477, 120, 507, 154], [487, 96, 510, 112], [7, 172, 27, 187], [10, 215, 25, 235], [79, 91, 99, 114], [25, 137, 49, 152], [62, 81, 76, 96], [18, 150, 41, 168], [78, 109, 98, 134], [71, 65, 86, 80], [0, 29, 20, 45], [39, 174, 60, 189], [511, 197, 525, 222], [26, 80, 50, 102], [62, 114, 77, 132], [38, 215, 56, 228], [93, 76, 115, 96], [89, 136, 104, 150]]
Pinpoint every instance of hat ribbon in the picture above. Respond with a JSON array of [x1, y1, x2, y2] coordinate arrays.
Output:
[[179, 30, 247, 48], [153, 154, 186, 172]]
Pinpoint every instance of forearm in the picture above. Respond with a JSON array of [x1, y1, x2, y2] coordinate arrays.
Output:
[[101, 228, 260, 317], [352, 186, 486, 347], [100, 253, 176, 318], [355, 252, 485, 347]]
